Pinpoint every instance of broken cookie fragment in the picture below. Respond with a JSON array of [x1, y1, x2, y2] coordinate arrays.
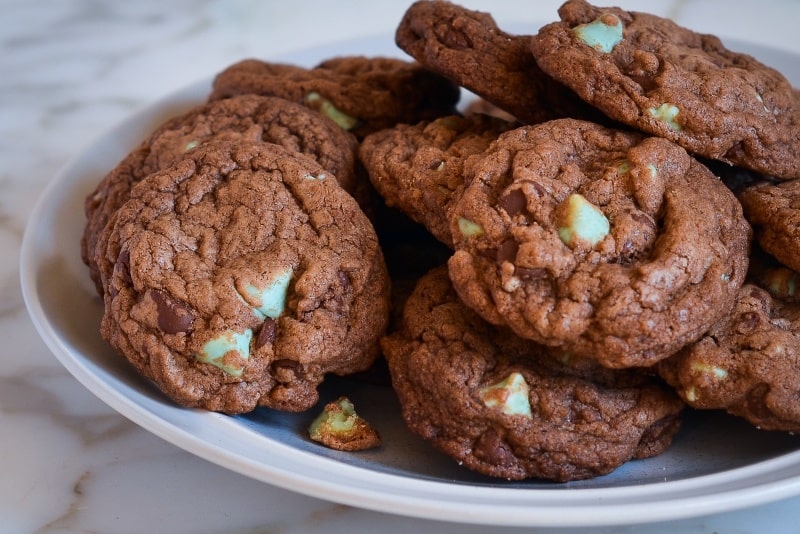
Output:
[[308, 396, 381, 451]]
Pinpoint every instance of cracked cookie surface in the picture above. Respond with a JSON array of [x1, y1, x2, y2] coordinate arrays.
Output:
[[97, 141, 390, 414], [382, 266, 684, 481], [738, 179, 800, 274], [395, 0, 600, 125], [447, 118, 751, 368], [359, 113, 514, 247], [530, 0, 800, 179], [208, 56, 461, 139], [659, 253, 800, 432], [82, 94, 359, 295]]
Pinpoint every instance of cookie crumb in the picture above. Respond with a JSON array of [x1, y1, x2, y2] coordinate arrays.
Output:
[[308, 396, 381, 451]]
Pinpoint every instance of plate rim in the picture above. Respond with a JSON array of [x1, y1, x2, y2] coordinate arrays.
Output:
[[18, 31, 800, 527]]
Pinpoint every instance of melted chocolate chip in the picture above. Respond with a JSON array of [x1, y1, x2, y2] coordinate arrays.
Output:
[[473, 428, 515, 467], [327, 271, 352, 313], [479, 247, 498, 261], [499, 188, 527, 216], [116, 249, 133, 285], [148, 289, 195, 334], [496, 239, 519, 264], [255, 317, 277, 348]]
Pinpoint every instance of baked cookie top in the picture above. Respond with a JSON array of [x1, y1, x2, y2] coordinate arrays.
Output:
[[98, 141, 390, 414], [447, 118, 751, 368], [395, 0, 599, 125], [359, 114, 514, 247], [208, 56, 461, 138], [82, 94, 359, 295], [738, 178, 800, 273], [530, 0, 800, 179], [382, 266, 684, 481], [658, 254, 800, 432]]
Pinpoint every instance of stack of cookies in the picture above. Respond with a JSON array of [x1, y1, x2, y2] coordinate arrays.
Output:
[[82, 0, 800, 482]]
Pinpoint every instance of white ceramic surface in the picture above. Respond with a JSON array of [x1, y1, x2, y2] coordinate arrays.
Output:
[[6, 1, 800, 532]]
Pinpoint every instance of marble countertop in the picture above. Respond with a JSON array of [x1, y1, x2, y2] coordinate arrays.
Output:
[[4, 0, 800, 532]]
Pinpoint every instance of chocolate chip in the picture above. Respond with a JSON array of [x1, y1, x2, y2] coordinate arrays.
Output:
[[116, 249, 133, 285], [479, 247, 498, 261], [496, 239, 519, 264], [499, 188, 527, 216], [326, 271, 352, 313], [255, 317, 277, 348], [148, 289, 195, 334], [473, 429, 515, 467]]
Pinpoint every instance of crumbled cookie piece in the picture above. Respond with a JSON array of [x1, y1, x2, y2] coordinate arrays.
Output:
[[309, 396, 381, 451]]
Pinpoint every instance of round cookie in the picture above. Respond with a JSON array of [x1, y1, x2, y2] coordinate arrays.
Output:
[[395, 0, 601, 125], [530, 0, 800, 179], [82, 94, 360, 295], [97, 141, 390, 414], [738, 178, 800, 273], [447, 119, 751, 368], [359, 113, 514, 247], [382, 266, 684, 482], [658, 255, 800, 433], [208, 56, 461, 139]]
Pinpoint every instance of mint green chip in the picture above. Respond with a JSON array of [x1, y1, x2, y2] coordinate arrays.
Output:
[[305, 92, 359, 131], [648, 103, 681, 130], [457, 217, 484, 238], [479, 372, 532, 417], [244, 268, 293, 320], [184, 140, 200, 152], [198, 328, 253, 377], [557, 193, 610, 248], [573, 13, 624, 53]]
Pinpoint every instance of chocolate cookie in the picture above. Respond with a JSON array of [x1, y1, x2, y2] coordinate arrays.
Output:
[[82, 94, 359, 295], [208, 56, 461, 139], [395, 0, 599, 125], [382, 266, 684, 481], [530, 0, 800, 179], [97, 141, 390, 414], [738, 178, 800, 273], [447, 119, 751, 368], [658, 255, 800, 432], [359, 114, 514, 247]]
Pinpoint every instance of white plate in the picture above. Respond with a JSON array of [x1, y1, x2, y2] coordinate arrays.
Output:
[[19, 31, 800, 528]]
